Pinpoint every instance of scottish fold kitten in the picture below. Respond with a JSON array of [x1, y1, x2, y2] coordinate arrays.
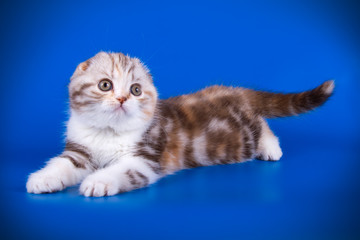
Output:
[[26, 52, 334, 197]]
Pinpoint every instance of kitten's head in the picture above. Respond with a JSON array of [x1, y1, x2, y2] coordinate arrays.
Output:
[[69, 52, 157, 133]]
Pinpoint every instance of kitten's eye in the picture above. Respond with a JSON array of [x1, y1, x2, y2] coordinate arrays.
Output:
[[98, 79, 113, 91], [130, 83, 142, 96]]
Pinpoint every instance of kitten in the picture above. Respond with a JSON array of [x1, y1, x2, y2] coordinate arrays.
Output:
[[26, 52, 334, 197]]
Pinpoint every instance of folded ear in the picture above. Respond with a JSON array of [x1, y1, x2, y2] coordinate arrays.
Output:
[[78, 60, 91, 72], [71, 52, 109, 80], [71, 59, 91, 80]]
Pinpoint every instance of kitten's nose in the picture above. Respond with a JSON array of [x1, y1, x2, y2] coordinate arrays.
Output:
[[117, 97, 127, 105]]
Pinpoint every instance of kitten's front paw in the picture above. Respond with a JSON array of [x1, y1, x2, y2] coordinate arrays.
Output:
[[26, 171, 65, 194], [80, 173, 120, 197]]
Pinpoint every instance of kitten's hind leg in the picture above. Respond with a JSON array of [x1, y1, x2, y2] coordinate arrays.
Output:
[[256, 119, 283, 161]]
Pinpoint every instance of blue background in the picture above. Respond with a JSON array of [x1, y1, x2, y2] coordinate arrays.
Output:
[[1, 0, 359, 239]]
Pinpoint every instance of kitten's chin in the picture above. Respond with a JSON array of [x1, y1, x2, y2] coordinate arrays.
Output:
[[71, 114, 146, 135]]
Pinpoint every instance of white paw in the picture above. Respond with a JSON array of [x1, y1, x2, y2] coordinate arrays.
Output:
[[80, 172, 120, 197], [26, 171, 65, 194], [257, 136, 283, 161]]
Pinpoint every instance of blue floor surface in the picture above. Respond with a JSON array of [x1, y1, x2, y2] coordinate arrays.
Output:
[[2, 133, 360, 239]]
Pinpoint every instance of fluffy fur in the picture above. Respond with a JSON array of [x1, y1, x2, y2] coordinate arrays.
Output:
[[26, 52, 334, 197]]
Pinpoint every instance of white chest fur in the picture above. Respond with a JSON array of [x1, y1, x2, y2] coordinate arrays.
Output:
[[66, 116, 146, 168]]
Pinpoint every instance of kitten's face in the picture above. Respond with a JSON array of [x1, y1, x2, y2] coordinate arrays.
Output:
[[69, 52, 157, 132]]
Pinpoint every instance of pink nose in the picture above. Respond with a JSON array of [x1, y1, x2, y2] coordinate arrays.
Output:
[[117, 97, 127, 104]]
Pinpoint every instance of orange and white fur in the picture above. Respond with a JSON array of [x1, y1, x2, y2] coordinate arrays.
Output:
[[26, 52, 334, 197]]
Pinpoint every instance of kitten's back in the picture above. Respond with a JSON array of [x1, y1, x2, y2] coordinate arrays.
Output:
[[137, 81, 334, 172]]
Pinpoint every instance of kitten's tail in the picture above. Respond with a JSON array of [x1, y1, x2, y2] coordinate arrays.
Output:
[[244, 80, 335, 118]]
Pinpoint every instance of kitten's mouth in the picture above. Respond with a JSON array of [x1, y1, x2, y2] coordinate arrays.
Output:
[[114, 105, 127, 113]]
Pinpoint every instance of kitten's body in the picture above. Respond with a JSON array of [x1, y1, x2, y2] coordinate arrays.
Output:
[[26, 52, 334, 197]]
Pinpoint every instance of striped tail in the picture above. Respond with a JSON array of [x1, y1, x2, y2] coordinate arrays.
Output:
[[244, 80, 335, 118]]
